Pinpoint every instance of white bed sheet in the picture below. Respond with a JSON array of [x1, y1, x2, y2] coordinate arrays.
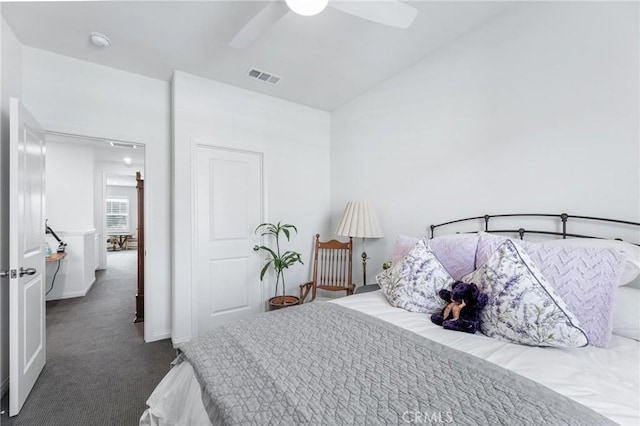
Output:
[[142, 291, 640, 425]]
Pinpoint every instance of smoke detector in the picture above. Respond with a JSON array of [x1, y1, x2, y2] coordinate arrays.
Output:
[[89, 32, 111, 48]]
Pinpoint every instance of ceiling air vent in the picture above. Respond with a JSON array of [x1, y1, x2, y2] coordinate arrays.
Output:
[[247, 68, 281, 85]]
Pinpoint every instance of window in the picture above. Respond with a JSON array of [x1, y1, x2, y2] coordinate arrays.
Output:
[[106, 198, 129, 232]]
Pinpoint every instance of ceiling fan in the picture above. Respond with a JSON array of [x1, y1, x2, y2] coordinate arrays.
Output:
[[230, 0, 418, 48]]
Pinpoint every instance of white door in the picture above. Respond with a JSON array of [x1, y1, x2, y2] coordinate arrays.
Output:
[[195, 145, 263, 334], [9, 98, 46, 416]]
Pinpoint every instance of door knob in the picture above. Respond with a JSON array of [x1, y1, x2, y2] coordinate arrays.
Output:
[[19, 267, 36, 277], [253, 245, 260, 252]]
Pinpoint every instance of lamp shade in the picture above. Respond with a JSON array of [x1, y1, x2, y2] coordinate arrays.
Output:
[[335, 202, 384, 238]]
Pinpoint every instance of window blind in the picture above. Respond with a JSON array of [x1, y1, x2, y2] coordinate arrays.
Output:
[[106, 198, 129, 232]]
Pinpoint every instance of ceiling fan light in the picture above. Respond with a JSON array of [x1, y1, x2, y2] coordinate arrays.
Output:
[[285, 0, 329, 16]]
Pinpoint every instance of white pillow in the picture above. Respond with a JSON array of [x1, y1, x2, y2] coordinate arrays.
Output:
[[612, 286, 640, 341], [544, 238, 640, 285]]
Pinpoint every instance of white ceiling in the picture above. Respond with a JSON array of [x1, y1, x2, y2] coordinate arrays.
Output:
[[106, 174, 138, 187], [2, 1, 512, 111], [47, 133, 145, 170]]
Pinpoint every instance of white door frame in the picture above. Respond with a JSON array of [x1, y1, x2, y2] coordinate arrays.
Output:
[[189, 139, 266, 340], [42, 128, 150, 341]]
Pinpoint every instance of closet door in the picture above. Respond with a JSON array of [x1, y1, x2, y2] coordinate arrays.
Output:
[[194, 145, 263, 334]]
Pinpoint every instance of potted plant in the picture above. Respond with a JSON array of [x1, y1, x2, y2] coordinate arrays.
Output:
[[255, 221, 304, 310]]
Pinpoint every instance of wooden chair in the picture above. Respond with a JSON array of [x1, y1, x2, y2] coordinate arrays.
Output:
[[300, 234, 355, 304], [124, 234, 138, 250]]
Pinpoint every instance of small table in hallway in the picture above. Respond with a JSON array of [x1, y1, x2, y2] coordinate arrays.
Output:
[[108, 234, 133, 251], [45, 252, 67, 263]]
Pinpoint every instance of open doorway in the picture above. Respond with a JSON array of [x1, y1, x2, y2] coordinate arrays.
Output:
[[105, 171, 145, 322], [44, 133, 145, 324], [0, 124, 171, 424]]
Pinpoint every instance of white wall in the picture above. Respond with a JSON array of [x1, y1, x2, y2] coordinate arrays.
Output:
[[0, 16, 22, 397], [172, 71, 331, 343], [22, 47, 172, 342], [45, 141, 96, 301], [45, 230, 95, 301], [46, 141, 94, 230], [330, 1, 640, 282]]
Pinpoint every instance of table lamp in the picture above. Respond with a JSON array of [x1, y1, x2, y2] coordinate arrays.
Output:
[[335, 202, 383, 286]]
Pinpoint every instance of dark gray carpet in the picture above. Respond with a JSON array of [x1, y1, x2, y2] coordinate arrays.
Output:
[[1, 250, 176, 425]]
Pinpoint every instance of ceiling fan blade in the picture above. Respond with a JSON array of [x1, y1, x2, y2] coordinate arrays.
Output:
[[230, 2, 290, 48], [329, 0, 417, 29]]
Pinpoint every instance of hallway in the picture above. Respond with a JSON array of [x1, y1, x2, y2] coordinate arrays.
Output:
[[1, 250, 176, 425]]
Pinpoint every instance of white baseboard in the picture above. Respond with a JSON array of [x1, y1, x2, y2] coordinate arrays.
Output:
[[45, 276, 96, 301], [146, 329, 171, 343], [46, 290, 85, 301], [83, 276, 96, 295], [170, 335, 191, 347], [1, 376, 8, 398]]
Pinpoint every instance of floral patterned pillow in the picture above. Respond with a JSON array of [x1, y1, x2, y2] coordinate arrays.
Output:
[[463, 240, 588, 348], [377, 237, 454, 313]]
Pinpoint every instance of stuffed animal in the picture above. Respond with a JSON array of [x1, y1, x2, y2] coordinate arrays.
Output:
[[430, 281, 488, 334]]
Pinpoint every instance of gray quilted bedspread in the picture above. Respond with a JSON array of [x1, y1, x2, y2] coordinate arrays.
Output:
[[178, 302, 612, 425]]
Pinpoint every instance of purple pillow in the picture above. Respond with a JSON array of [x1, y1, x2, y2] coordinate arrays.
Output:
[[392, 234, 478, 281], [392, 235, 419, 264], [428, 234, 478, 281], [475, 232, 626, 347]]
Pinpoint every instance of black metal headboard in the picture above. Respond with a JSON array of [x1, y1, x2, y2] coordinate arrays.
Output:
[[430, 213, 640, 246]]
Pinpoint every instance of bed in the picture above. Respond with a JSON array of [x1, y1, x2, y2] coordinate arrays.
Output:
[[141, 213, 640, 425]]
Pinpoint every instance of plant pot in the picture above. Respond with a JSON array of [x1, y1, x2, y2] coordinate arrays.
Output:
[[268, 295, 299, 310]]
